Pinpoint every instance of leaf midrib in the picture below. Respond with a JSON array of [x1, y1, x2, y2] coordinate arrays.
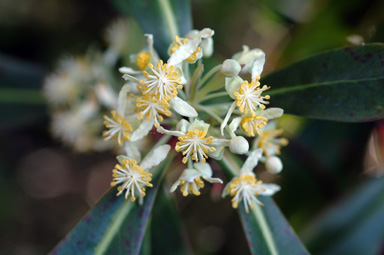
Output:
[[268, 76, 384, 96], [94, 200, 133, 255]]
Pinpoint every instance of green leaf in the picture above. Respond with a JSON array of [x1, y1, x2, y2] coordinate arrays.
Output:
[[113, 0, 192, 59], [264, 43, 384, 122], [220, 152, 310, 255], [49, 158, 171, 255], [150, 187, 191, 255], [303, 177, 384, 255]]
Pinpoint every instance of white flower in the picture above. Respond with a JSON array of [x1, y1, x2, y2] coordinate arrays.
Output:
[[223, 172, 280, 213], [229, 108, 284, 137], [103, 110, 133, 146], [168, 28, 214, 66], [112, 145, 171, 203], [140, 60, 183, 103], [51, 98, 99, 151], [221, 76, 270, 135], [232, 46, 265, 81], [170, 162, 222, 196], [255, 121, 289, 157], [157, 120, 229, 164]]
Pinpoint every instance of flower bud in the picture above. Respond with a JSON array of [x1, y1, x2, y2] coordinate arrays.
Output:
[[221, 59, 241, 77], [225, 76, 243, 99], [265, 156, 283, 174], [229, 136, 249, 155]]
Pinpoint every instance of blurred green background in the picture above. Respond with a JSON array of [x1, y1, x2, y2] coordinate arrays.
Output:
[[1, 0, 384, 254]]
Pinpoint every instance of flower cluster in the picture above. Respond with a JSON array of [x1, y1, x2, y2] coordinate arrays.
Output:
[[102, 28, 288, 211], [44, 20, 288, 212]]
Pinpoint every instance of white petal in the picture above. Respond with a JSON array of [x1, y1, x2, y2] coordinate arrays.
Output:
[[168, 40, 200, 66], [176, 119, 190, 133], [258, 183, 281, 196], [187, 119, 210, 132], [208, 146, 225, 160], [240, 149, 263, 173], [122, 73, 141, 83], [221, 181, 233, 198], [193, 162, 213, 178], [251, 51, 265, 81], [262, 108, 284, 120], [144, 34, 155, 57], [156, 126, 185, 137], [198, 28, 214, 39], [220, 102, 237, 135], [130, 120, 154, 142], [180, 169, 202, 182], [170, 180, 181, 193], [123, 141, 141, 162], [116, 155, 132, 165], [170, 97, 198, 117], [94, 83, 116, 108], [203, 176, 223, 184], [140, 144, 171, 170], [119, 67, 142, 74], [229, 117, 242, 132], [185, 29, 199, 39], [116, 84, 131, 115]]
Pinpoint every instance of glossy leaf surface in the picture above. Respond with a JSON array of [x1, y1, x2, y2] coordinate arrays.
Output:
[[265, 44, 384, 122]]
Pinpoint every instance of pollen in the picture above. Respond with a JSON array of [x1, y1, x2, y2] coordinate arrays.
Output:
[[111, 159, 153, 201], [175, 130, 216, 164], [140, 60, 182, 103], [233, 78, 270, 116], [103, 110, 132, 146], [241, 115, 268, 137], [136, 51, 151, 70]]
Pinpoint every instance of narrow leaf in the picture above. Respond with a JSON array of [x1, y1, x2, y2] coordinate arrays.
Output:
[[220, 152, 310, 255], [264, 43, 384, 122], [50, 158, 171, 255], [150, 187, 191, 255], [303, 177, 384, 255]]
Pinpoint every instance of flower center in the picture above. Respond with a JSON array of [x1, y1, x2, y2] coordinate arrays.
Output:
[[103, 110, 132, 146], [175, 130, 216, 163], [111, 159, 153, 202], [140, 60, 182, 103], [241, 115, 268, 137], [233, 79, 270, 115], [179, 177, 205, 196]]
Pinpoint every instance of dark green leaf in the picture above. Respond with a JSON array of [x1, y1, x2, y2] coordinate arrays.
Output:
[[303, 177, 384, 255], [220, 152, 310, 255], [113, 0, 192, 59], [150, 187, 191, 255], [50, 158, 171, 255], [264, 43, 384, 122]]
